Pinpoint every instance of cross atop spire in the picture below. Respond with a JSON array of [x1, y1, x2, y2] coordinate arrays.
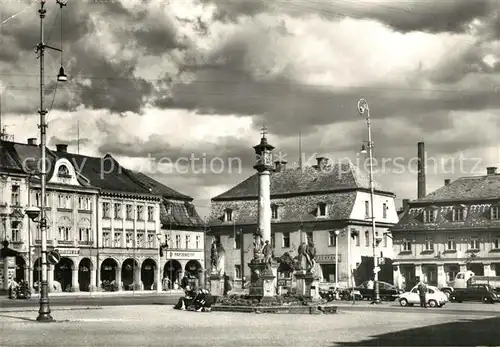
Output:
[[260, 126, 268, 138]]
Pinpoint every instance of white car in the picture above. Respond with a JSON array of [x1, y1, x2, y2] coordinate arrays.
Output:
[[398, 285, 448, 308]]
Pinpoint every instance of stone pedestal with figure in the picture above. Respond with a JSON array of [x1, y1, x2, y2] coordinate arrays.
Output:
[[294, 271, 321, 300], [209, 274, 224, 297], [248, 260, 278, 301]]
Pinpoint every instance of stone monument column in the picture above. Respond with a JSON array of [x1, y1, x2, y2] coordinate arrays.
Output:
[[253, 128, 274, 244], [248, 127, 279, 301]]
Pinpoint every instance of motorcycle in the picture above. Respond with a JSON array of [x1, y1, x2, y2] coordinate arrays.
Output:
[[9, 283, 32, 300]]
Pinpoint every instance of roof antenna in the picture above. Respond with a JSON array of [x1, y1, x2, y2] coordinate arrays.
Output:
[[77, 120, 80, 154], [298, 131, 302, 170]]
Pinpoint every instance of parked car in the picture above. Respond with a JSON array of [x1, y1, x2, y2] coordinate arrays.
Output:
[[319, 287, 362, 301], [440, 270, 500, 299], [450, 284, 499, 304], [398, 285, 447, 308], [353, 281, 403, 301]]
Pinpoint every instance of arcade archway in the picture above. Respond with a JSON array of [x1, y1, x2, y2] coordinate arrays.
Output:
[[33, 258, 42, 284], [54, 257, 74, 292], [163, 260, 181, 289], [141, 258, 157, 290], [121, 258, 140, 290], [184, 260, 202, 277], [15, 256, 26, 282], [100, 258, 118, 282], [78, 258, 92, 291]]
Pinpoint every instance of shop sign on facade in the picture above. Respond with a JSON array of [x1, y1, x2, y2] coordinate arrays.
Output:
[[315, 254, 341, 263], [57, 248, 79, 257], [166, 251, 200, 260]]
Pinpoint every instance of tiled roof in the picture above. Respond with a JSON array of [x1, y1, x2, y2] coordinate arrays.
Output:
[[392, 203, 500, 231], [392, 174, 500, 231], [159, 198, 204, 229], [52, 151, 153, 195], [209, 191, 357, 226], [413, 175, 500, 202], [212, 162, 389, 200], [0, 142, 25, 174], [0, 140, 154, 196], [126, 171, 192, 200]]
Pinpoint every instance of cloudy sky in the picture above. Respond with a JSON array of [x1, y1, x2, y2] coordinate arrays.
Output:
[[1, 0, 500, 218]]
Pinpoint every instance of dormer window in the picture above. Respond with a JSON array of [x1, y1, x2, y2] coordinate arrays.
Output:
[[491, 206, 500, 220], [317, 203, 327, 217], [452, 206, 465, 222], [224, 209, 233, 222], [57, 164, 70, 177], [423, 209, 435, 223], [185, 203, 195, 217], [271, 204, 279, 219]]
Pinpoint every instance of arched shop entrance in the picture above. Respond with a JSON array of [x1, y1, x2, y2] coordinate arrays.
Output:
[[15, 256, 26, 282], [33, 258, 42, 284], [100, 258, 118, 282], [78, 258, 91, 291], [163, 260, 181, 289], [141, 258, 157, 290], [184, 260, 202, 277], [54, 257, 73, 292], [121, 258, 140, 290]]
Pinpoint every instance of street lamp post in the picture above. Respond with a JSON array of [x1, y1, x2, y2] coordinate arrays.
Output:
[[35, 0, 68, 322], [156, 233, 162, 293], [334, 229, 340, 300], [357, 98, 381, 304], [334, 230, 339, 289]]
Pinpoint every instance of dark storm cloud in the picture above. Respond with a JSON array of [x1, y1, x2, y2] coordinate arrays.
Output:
[[0, 0, 190, 114], [201, 0, 494, 34], [165, 66, 500, 137], [97, 132, 257, 169]]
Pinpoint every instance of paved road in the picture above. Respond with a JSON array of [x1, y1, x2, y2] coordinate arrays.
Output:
[[0, 294, 180, 310], [3, 294, 500, 316], [1, 305, 498, 346]]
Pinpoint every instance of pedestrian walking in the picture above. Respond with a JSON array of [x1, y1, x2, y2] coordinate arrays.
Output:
[[417, 277, 427, 308]]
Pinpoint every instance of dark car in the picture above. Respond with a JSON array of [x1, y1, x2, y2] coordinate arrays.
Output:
[[354, 281, 403, 301], [450, 284, 499, 303]]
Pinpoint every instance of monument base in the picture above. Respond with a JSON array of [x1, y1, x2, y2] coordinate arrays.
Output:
[[209, 274, 224, 297], [294, 271, 321, 300], [248, 261, 278, 300]]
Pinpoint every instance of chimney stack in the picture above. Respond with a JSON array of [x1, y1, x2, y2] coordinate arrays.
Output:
[[487, 167, 497, 175], [417, 142, 426, 199], [402, 199, 410, 212], [274, 160, 287, 173], [444, 179, 450, 185], [316, 157, 328, 171], [27, 138, 37, 145], [56, 144, 68, 152]]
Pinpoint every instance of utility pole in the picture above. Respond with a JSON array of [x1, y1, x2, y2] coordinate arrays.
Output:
[[35, 0, 67, 322]]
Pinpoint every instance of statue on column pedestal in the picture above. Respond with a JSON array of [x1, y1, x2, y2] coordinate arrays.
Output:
[[251, 229, 264, 264], [210, 240, 225, 275]]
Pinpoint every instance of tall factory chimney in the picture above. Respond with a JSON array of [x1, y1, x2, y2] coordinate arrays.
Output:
[[417, 142, 426, 199]]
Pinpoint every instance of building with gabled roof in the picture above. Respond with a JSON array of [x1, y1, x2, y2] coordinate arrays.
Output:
[[208, 136, 399, 288], [391, 166, 500, 290], [0, 138, 203, 294]]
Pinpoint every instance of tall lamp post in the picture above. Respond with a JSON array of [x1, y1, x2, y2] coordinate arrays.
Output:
[[35, 0, 68, 322], [334, 230, 340, 290], [357, 98, 381, 304], [156, 232, 163, 293]]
